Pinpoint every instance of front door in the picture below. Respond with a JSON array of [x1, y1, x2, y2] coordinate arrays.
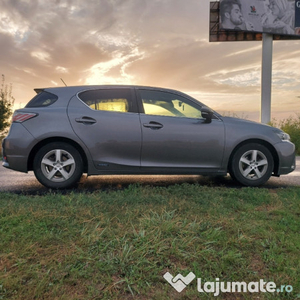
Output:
[[137, 89, 225, 171]]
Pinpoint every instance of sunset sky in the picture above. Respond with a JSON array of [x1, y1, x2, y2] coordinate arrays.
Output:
[[1, 0, 299, 121]]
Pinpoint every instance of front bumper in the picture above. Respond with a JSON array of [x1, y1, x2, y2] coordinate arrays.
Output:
[[274, 141, 296, 175]]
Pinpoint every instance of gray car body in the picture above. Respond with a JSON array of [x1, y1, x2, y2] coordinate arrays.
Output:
[[2, 85, 296, 178]]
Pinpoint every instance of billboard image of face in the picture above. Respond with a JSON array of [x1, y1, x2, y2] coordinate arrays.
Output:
[[220, 0, 300, 36]]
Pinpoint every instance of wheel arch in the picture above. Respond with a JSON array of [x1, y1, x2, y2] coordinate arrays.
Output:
[[27, 137, 89, 173], [228, 139, 279, 175]]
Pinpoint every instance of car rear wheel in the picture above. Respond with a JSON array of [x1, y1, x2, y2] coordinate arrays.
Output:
[[33, 142, 83, 189], [230, 143, 274, 186]]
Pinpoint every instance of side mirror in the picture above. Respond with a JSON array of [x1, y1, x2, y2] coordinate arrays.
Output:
[[201, 106, 213, 123]]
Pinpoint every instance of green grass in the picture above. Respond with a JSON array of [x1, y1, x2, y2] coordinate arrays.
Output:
[[1, 184, 300, 299]]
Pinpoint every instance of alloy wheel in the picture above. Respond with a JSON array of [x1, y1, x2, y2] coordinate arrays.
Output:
[[41, 149, 76, 182], [238, 149, 268, 180]]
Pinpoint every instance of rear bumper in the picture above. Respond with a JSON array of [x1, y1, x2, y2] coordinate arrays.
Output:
[[2, 123, 36, 173], [1, 138, 8, 167], [2, 159, 9, 168]]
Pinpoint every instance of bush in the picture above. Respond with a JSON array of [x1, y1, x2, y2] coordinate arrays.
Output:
[[0, 75, 15, 134], [271, 115, 300, 155]]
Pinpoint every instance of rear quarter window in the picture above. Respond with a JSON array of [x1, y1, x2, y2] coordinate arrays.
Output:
[[26, 91, 58, 108]]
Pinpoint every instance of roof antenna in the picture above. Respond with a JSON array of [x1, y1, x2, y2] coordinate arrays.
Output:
[[60, 78, 67, 87]]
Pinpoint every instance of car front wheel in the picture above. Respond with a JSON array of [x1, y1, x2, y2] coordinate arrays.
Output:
[[33, 142, 83, 189], [230, 143, 274, 186]]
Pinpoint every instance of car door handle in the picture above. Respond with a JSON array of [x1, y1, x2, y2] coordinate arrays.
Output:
[[75, 117, 97, 124], [143, 122, 163, 130]]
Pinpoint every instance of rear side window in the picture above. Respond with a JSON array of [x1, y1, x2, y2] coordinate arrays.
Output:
[[26, 91, 58, 108], [78, 89, 135, 113]]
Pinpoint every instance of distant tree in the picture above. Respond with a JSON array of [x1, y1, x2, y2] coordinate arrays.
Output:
[[0, 75, 15, 134]]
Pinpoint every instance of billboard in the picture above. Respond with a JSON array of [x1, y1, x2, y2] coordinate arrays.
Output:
[[296, 1, 300, 27], [220, 0, 300, 36]]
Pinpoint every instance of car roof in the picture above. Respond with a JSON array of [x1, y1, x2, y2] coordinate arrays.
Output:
[[35, 84, 220, 111], [31, 85, 221, 117], [35, 85, 186, 95]]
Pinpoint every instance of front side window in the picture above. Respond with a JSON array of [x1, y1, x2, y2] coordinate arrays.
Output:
[[139, 90, 203, 119], [78, 89, 133, 113]]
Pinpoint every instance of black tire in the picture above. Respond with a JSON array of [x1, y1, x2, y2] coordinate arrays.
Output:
[[229, 143, 274, 187], [33, 142, 83, 189]]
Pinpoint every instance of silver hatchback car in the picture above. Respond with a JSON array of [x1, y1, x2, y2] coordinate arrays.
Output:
[[2, 85, 296, 189]]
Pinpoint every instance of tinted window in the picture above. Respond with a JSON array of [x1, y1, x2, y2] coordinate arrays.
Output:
[[78, 89, 134, 113], [139, 90, 203, 119], [26, 91, 58, 108]]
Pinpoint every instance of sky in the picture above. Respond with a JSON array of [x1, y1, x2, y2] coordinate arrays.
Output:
[[0, 0, 299, 122]]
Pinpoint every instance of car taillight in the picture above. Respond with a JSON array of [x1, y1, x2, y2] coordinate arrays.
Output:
[[12, 112, 37, 123]]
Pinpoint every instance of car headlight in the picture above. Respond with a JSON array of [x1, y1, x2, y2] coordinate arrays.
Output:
[[276, 131, 291, 141]]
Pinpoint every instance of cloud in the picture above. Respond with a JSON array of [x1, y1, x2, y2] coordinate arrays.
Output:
[[0, 0, 299, 120]]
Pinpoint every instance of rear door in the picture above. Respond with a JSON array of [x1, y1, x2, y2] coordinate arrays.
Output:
[[68, 88, 142, 171], [137, 89, 225, 171]]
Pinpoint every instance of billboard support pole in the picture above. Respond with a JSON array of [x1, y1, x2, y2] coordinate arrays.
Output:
[[261, 33, 273, 124]]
